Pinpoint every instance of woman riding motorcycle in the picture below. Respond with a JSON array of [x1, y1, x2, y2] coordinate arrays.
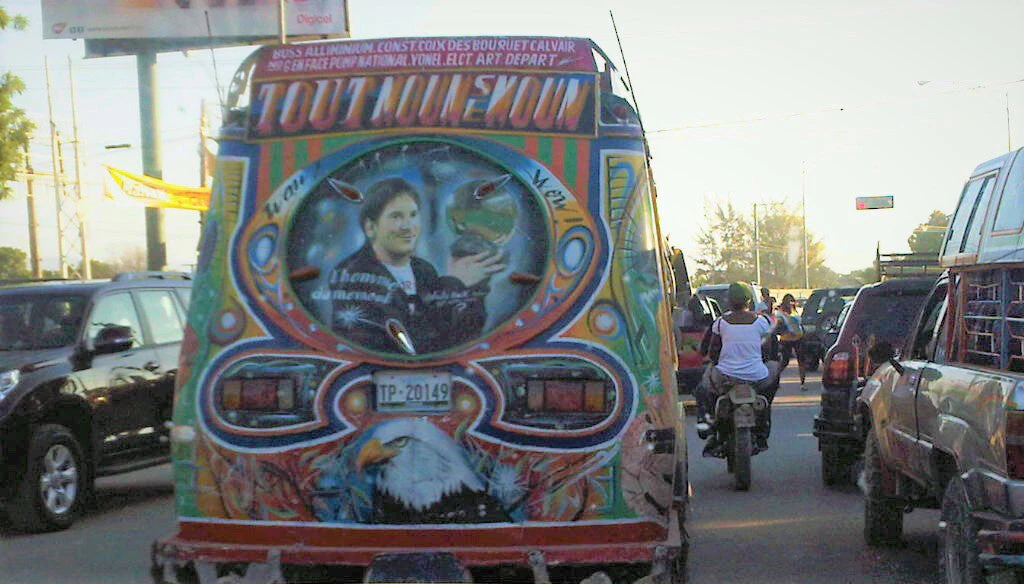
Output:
[[694, 282, 782, 452]]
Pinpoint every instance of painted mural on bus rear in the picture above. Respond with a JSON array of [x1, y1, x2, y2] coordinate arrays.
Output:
[[153, 36, 686, 584]]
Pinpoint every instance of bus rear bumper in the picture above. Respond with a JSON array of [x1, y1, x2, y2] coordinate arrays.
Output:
[[151, 513, 685, 583]]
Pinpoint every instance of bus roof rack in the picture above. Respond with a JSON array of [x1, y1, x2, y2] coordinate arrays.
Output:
[[112, 271, 193, 282]]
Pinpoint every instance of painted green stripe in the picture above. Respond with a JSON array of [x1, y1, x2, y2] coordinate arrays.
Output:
[[294, 140, 308, 168], [323, 135, 355, 155], [489, 134, 526, 150], [269, 142, 283, 188], [564, 139, 578, 189], [537, 137, 552, 166]]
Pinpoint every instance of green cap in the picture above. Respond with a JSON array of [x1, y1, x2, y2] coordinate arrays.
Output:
[[727, 282, 752, 306]]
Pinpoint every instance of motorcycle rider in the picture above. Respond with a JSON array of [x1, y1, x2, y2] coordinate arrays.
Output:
[[695, 282, 782, 453]]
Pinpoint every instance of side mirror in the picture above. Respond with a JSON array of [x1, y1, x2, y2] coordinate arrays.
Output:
[[92, 325, 134, 355], [868, 341, 894, 364]]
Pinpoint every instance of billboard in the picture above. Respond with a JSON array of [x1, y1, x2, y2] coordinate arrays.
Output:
[[42, 1, 348, 42]]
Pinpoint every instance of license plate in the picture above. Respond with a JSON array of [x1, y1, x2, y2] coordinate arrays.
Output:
[[373, 371, 453, 412]]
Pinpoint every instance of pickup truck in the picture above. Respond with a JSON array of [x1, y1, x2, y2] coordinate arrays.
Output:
[[859, 145, 1024, 583]]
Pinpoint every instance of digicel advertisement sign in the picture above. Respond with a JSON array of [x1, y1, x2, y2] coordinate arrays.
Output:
[[856, 195, 894, 210]]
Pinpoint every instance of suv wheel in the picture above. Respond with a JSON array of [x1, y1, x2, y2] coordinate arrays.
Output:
[[939, 476, 984, 584], [863, 428, 903, 546], [5, 424, 86, 532], [821, 445, 848, 487]]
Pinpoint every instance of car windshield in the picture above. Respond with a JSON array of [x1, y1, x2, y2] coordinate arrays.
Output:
[[844, 290, 929, 345], [698, 288, 729, 308], [802, 290, 857, 322], [0, 293, 89, 351]]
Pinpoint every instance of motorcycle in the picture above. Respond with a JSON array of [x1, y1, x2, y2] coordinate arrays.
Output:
[[699, 380, 769, 491]]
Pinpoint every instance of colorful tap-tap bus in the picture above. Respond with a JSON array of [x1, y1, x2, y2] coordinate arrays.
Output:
[[152, 35, 687, 584]]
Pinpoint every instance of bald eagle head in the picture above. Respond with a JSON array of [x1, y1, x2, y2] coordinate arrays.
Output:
[[356, 418, 485, 512]]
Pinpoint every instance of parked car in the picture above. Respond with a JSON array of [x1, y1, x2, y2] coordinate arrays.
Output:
[[675, 293, 722, 394], [812, 277, 934, 486], [0, 272, 191, 532], [860, 146, 1024, 583], [799, 286, 860, 371]]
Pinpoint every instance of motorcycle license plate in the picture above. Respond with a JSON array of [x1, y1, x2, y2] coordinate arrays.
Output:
[[374, 371, 452, 412], [729, 384, 757, 403]]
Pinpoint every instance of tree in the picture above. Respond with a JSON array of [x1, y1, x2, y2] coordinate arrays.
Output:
[[89, 259, 118, 279], [0, 246, 29, 279], [112, 247, 147, 273], [907, 210, 950, 255], [752, 202, 834, 288], [693, 199, 837, 288], [0, 5, 33, 199], [694, 201, 753, 284]]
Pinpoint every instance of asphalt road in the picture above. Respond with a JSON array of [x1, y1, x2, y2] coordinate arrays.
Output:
[[684, 368, 941, 584], [1, 368, 947, 583]]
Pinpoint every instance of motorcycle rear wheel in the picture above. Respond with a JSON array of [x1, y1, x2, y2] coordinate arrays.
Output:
[[733, 427, 752, 491]]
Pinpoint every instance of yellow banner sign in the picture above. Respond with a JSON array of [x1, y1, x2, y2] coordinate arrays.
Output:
[[105, 166, 210, 211]]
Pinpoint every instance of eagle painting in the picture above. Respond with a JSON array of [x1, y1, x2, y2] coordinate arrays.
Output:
[[352, 418, 511, 525]]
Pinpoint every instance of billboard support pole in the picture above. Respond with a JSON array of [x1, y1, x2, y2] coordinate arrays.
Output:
[[137, 50, 167, 272], [278, 0, 287, 44]]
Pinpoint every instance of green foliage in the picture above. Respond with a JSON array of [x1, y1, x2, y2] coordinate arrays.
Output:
[[0, 246, 29, 279], [0, 5, 28, 30], [907, 210, 951, 255], [838, 265, 878, 286], [694, 200, 837, 288], [694, 201, 753, 285], [0, 4, 33, 200], [90, 259, 118, 279]]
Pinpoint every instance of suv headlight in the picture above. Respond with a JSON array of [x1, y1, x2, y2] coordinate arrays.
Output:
[[0, 369, 20, 397]]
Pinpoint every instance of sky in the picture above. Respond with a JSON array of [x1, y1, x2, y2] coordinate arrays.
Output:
[[1, 0, 1022, 275]]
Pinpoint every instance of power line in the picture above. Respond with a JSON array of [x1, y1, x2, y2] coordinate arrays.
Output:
[[646, 77, 1024, 136]]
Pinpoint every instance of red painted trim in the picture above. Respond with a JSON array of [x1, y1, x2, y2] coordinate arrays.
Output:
[[551, 138, 565, 179], [576, 140, 589, 194], [524, 135, 539, 158], [155, 526, 667, 567], [172, 520, 665, 549], [281, 140, 296, 179], [307, 137, 323, 166], [257, 145, 272, 205]]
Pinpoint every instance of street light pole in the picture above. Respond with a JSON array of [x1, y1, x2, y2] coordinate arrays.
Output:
[[753, 203, 761, 285], [802, 162, 809, 289]]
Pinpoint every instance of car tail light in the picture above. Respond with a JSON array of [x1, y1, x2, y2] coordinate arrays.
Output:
[[1006, 410, 1024, 479], [221, 377, 296, 412], [823, 351, 853, 387]]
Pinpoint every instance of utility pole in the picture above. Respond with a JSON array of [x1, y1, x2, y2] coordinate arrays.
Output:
[[23, 145, 41, 278], [802, 162, 809, 289], [753, 203, 761, 285], [68, 57, 91, 279], [44, 58, 67, 278], [137, 50, 167, 272]]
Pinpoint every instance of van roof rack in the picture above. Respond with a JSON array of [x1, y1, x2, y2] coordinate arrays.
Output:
[[112, 271, 192, 282]]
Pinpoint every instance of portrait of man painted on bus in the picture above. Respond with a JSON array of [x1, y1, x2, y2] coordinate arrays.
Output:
[[326, 177, 505, 354], [285, 140, 551, 357]]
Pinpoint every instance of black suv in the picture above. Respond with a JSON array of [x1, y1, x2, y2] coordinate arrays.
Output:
[[0, 273, 191, 532], [799, 287, 860, 371], [811, 277, 934, 486]]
